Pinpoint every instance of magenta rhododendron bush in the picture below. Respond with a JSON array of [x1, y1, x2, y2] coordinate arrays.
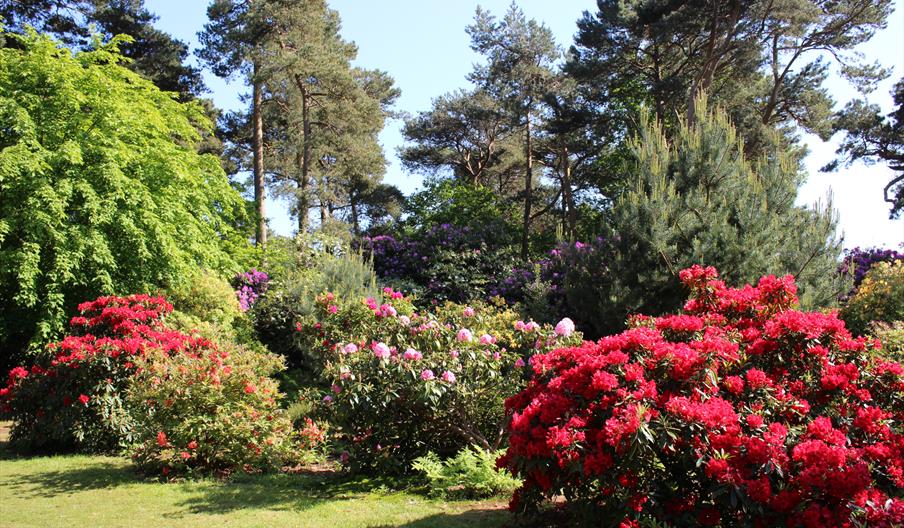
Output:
[[498, 266, 903, 527], [1, 295, 195, 451], [2, 294, 300, 474]]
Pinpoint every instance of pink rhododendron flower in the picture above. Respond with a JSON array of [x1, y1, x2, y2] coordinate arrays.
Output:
[[456, 329, 473, 342], [441, 371, 456, 383], [555, 318, 575, 337], [322, 395, 333, 403], [514, 358, 526, 368], [421, 369, 435, 381], [514, 320, 526, 331], [328, 305, 338, 314], [403, 348, 422, 361], [379, 304, 397, 317], [480, 333, 496, 345], [331, 384, 342, 394], [78, 394, 90, 405], [399, 315, 411, 326], [450, 350, 460, 359], [343, 343, 358, 354], [463, 307, 475, 317], [340, 451, 350, 464], [373, 342, 390, 359]]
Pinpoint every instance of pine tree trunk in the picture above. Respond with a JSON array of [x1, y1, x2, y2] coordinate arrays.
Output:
[[296, 151, 308, 233], [561, 145, 576, 238], [299, 85, 312, 234], [521, 109, 533, 260], [252, 65, 266, 248], [350, 199, 360, 235]]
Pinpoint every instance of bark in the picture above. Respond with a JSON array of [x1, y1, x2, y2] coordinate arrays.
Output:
[[561, 145, 577, 238], [299, 82, 313, 233], [520, 108, 533, 260], [251, 64, 266, 248]]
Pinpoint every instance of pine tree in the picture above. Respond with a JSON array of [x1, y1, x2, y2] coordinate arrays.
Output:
[[2, 0, 205, 99], [259, 0, 398, 234], [466, 3, 560, 260], [567, 96, 847, 337], [198, 0, 270, 249]]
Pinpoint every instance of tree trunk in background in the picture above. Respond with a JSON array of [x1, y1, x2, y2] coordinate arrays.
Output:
[[299, 82, 312, 234], [296, 152, 309, 233], [561, 145, 576, 238], [521, 109, 533, 260], [252, 63, 266, 248]]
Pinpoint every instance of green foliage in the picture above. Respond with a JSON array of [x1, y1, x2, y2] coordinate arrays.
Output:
[[297, 290, 581, 474], [128, 342, 299, 476], [569, 0, 894, 156], [0, 31, 249, 369], [0, 0, 205, 98], [570, 97, 846, 336], [164, 270, 260, 348], [403, 179, 518, 238], [253, 246, 380, 372], [869, 320, 904, 363], [827, 78, 904, 218], [841, 260, 904, 337], [166, 271, 241, 330], [412, 447, 521, 499]]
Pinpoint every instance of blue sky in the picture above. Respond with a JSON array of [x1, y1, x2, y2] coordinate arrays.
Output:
[[146, 0, 903, 249]]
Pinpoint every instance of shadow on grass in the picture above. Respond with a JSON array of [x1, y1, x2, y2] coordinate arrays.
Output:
[[370, 508, 512, 528], [1, 457, 138, 498], [166, 471, 415, 517]]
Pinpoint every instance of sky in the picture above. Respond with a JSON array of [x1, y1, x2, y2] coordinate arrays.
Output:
[[145, 0, 904, 249]]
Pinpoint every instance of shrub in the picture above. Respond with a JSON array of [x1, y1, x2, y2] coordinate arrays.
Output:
[[233, 268, 270, 312], [498, 265, 903, 527], [127, 342, 299, 477], [358, 223, 518, 305], [839, 246, 904, 290], [253, 249, 380, 372], [412, 447, 521, 499], [0, 295, 193, 452], [841, 260, 904, 336], [296, 288, 581, 473], [870, 321, 904, 362]]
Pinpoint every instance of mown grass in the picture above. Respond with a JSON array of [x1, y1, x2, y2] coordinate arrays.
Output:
[[0, 434, 510, 528]]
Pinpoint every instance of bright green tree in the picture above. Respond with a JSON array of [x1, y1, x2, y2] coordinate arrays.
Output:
[[0, 31, 248, 368]]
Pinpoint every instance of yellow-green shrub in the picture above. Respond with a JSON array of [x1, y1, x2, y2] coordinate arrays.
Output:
[[841, 261, 904, 336]]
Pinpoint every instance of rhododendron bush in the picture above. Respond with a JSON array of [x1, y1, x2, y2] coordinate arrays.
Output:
[[1, 295, 191, 451], [128, 343, 298, 476], [2, 294, 302, 475], [498, 266, 904, 527], [295, 288, 581, 473]]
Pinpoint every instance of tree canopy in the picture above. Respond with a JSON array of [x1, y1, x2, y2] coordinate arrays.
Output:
[[0, 31, 248, 367]]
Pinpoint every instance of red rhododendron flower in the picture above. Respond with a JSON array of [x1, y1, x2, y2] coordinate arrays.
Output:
[[499, 266, 904, 526]]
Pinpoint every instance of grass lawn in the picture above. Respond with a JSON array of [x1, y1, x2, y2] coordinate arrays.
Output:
[[0, 435, 511, 528]]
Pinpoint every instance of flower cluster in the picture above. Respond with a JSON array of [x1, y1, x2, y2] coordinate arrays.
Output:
[[0, 295, 199, 451], [232, 268, 270, 311], [294, 289, 581, 473], [357, 223, 517, 304], [498, 265, 903, 527], [840, 246, 903, 290]]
